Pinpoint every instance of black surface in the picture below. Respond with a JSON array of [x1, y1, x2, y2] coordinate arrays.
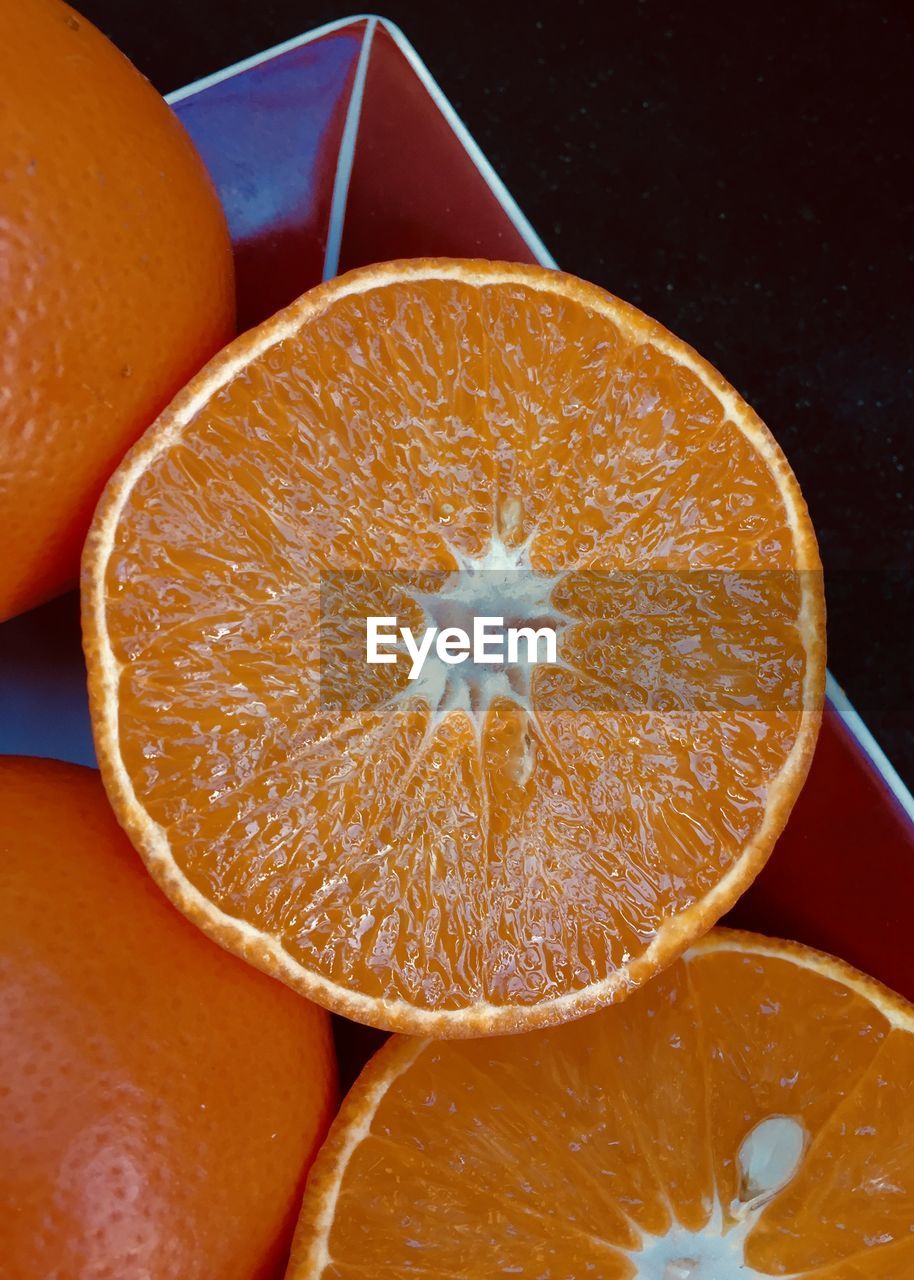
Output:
[[77, 0, 914, 789]]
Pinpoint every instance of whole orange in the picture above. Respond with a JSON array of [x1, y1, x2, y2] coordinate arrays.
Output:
[[0, 0, 234, 621], [0, 757, 337, 1280]]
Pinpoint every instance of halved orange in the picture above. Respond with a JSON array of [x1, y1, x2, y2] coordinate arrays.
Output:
[[288, 930, 914, 1278], [82, 260, 825, 1035]]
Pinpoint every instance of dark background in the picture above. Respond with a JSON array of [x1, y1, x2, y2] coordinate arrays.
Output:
[[79, 0, 914, 788]]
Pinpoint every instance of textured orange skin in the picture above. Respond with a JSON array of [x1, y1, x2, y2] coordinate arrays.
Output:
[[0, 0, 235, 621], [0, 757, 337, 1280]]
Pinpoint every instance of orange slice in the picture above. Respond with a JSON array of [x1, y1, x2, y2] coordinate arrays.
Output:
[[82, 260, 825, 1035], [288, 930, 914, 1278]]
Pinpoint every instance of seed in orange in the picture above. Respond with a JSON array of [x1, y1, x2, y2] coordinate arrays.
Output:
[[0, 756, 337, 1280], [288, 929, 914, 1278], [82, 260, 825, 1036], [0, 0, 234, 621]]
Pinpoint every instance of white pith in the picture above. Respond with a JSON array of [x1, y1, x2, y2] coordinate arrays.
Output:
[[629, 1207, 773, 1279], [402, 528, 572, 738]]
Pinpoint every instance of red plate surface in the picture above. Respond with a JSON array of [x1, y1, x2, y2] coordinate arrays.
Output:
[[2, 16, 911, 1080]]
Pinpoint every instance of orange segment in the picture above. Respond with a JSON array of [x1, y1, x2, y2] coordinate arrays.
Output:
[[747, 1030, 914, 1273], [690, 944, 891, 1233], [82, 260, 825, 1034], [802, 1242, 914, 1279], [288, 931, 914, 1279]]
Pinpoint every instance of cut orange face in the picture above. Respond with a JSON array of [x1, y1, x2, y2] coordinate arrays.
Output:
[[288, 930, 914, 1278], [82, 260, 825, 1035]]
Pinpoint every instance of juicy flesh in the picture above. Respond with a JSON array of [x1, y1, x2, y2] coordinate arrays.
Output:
[[106, 279, 809, 1012], [309, 948, 914, 1277]]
